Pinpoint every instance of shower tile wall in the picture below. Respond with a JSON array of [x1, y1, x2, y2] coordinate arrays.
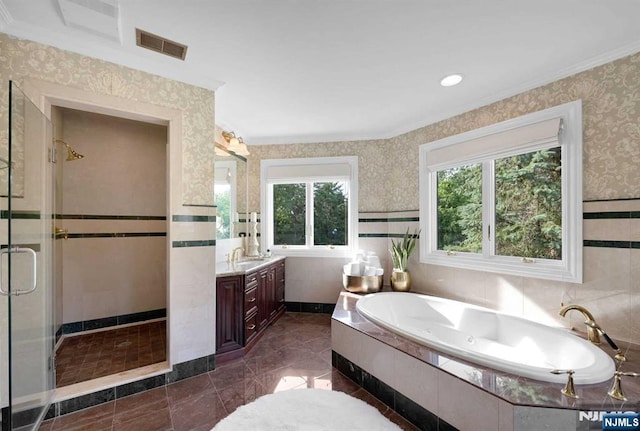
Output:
[[55, 107, 167, 327]]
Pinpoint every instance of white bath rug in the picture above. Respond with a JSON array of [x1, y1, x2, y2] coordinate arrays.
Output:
[[212, 388, 402, 431]]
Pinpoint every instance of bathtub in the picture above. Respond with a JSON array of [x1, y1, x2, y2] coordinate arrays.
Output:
[[356, 292, 615, 384]]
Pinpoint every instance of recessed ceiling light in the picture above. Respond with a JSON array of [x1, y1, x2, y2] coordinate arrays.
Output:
[[440, 74, 463, 87]]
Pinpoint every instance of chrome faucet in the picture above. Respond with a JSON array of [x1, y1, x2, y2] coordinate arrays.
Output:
[[558, 304, 600, 344], [230, 247, 245, 262]]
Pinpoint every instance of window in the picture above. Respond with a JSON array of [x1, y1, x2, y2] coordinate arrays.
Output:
[[419, 101, 582, 282], [262, 157, 358, 257]]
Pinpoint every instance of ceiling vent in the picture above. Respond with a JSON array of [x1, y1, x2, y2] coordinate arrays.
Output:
[[136, 28, 188, 61], [57, 0, 121, 42]]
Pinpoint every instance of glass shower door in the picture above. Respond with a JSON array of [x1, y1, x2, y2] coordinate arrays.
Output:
[[2, 81, 55, 430]]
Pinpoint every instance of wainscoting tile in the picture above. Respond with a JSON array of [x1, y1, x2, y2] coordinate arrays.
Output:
[[393, 348, 439, 414], [438, 371, 498, 431], [395, 391, 439, 431], [499, 399, 515, 431], [166, 356, 209, 384], [358, 332, 397, 388], [115, 375, 166, 398], [362, 370, 395, 409], [58, 389, 115, 416]]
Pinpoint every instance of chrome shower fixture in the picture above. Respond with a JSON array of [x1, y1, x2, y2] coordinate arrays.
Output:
[[54, 139, 85, 161]]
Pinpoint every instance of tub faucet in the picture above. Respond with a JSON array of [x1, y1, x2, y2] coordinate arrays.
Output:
[[558, 305, 600, 344], [584, 320, 626, 364], [559, 305, 627, 364], [231, 247, 245, 262]]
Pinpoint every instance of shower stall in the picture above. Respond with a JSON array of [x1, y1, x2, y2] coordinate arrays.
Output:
[[2, 80, 169, 431]]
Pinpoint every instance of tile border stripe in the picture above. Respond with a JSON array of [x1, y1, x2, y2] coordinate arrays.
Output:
[[0, 210, 41, 219], [172, 239, 216, 248], [58, 309, 167, 338], [58, 214, 166, 220], [583, 240, 640, 249], [584, 211, 640, 219], [172, 215, 216, 222], [67, 232, 166, 239]]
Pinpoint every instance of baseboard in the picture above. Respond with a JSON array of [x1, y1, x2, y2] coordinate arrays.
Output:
[[284, 302, 335, 314], [56, 308, 167, 342]]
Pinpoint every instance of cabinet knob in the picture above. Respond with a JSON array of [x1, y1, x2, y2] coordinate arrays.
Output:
[[249, 297, 256, 302], [247, 324, 256, 331]]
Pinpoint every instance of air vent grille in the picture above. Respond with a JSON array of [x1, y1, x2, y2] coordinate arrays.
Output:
[[135, 28, 188, 61]]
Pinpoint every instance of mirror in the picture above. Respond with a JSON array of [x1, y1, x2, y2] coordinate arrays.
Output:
[[214, 143, 248, 240]]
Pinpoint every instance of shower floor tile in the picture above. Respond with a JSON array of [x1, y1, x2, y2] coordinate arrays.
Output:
[[42, 313, 419, 431], [55, 321, 166, 387]]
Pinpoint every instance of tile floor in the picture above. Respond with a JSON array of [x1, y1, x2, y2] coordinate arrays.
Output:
[[41, 312, 418, 431], [55, 321, 167, 387]]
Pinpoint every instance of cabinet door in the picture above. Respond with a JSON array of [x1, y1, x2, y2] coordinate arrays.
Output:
[[258, 269, 269, 329], [216, 276, 244, 353], [267, 265, 277, 319], [275, 261, 285, 311]]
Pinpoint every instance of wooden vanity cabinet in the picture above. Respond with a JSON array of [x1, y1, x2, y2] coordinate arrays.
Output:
[[215, 275, 244, 354], [216, 259, 285, 361]]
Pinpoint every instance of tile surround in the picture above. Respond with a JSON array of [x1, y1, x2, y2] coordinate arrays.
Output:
[[332, 291, 640, 430]]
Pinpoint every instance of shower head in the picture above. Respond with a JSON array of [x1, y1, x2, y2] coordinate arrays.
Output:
[[54, 139, 85, 161]]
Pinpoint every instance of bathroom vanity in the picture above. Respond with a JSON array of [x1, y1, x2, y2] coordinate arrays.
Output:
[[215, 256, 286, 361]]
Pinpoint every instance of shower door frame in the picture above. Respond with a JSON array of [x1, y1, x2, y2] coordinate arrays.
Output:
[[19, 78, 179, 400], [3, 80, 56, 431]]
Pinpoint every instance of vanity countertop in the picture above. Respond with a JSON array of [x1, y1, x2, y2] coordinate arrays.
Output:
[[216, 255, 285, 277]]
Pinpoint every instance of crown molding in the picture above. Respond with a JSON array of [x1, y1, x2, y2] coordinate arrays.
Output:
[[384, 40, 640, 141], [230, 40, 640, 146]]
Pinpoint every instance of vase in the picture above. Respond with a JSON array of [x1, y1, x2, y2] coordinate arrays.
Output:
[[390, 270, 411, 292]]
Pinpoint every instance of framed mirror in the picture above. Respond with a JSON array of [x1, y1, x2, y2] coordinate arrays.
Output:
[[215, 142, 249, 259]]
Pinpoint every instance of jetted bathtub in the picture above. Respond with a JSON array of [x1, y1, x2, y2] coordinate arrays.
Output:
[[356, 292, 615, 384]]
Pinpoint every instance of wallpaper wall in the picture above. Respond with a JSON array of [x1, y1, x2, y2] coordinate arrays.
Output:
[[247, 50, 640, 210], [0, 33, 216, 205], [391, 49, 640, 207], [246, 138, 387, 213]]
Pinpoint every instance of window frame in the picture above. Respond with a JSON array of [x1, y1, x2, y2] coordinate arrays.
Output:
[[419, 101, 583, 283], [261, 156, 358, 258]]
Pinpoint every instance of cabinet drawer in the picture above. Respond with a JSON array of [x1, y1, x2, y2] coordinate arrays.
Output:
[[245, 272, 258, 287], [244, 286, 258, 316], [244, 313, 258, 343]]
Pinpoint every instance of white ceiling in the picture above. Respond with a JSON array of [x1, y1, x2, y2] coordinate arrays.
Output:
[[2, 0, 640, 144]]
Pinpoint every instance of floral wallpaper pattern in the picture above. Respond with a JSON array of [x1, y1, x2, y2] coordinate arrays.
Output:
[[248, 50, 640, 211], [390, 50, 640, 208], [246, 138, 388, 213], [0, 33, 216, 205]]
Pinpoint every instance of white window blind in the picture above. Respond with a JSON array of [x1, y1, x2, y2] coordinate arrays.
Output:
[[425, 117, 562, 169]]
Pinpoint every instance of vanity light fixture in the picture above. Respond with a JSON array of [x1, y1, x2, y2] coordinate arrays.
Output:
[[221, 130, 250, 156], [440, 73, 463, 87]]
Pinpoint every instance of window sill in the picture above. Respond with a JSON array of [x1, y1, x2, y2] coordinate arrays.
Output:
[[421, 253, 582, 283], [270, 247, 352, 259]]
